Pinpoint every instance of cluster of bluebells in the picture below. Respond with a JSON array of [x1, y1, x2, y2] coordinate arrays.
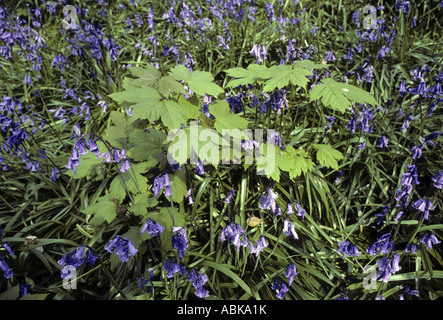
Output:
[[220, 222, 269, 257], [141, 218, 165, 238], [163, 259, 209, 298], [271, 263, 298, 299], [259, 189, 305, 241], [153, 172, 172, 198], [171, 226, 189, 260], [57, 245, 99, 279], [67, 131, 131, 175], [104, 235, 138, 263]]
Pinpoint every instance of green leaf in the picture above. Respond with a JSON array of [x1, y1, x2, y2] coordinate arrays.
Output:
[[169, 65, 223, 96], [208, 100, 249, 133], [282, 146, 315, 179], [157, 75, 187, 96], [83, 195, 117, 225], [128, 65, 161, 87], [170, 169, 188, 203], [177, 94, 201, 120], [160, 100, 187, 129], [312, 144, 344, 170], [129, 193, 159, 216], [109, 167, 148, 200], [108, 86, 163, 121], [128, 129, 166, 162], [262, 65, 313, 92], [225, 64, 269, 88], [309, 78, 378, 112], [19, 293, 49, 300]]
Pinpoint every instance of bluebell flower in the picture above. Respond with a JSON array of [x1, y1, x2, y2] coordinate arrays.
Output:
[[432, 170, 443, 189], [366, 233, 393, 255], [19, 283, 32, 297], [375, 205, 390, 225], [260, 188, 278, 214], [399, 286, 419, 300], [220, 222, 249, 251], [164, 259, 187, 278], [141, 218, 165, 237], [153, 172, 172, 198], [375, 295, 385, 300], [284, 263, 298, 286], [0, 255, 13, 279], [412, 198, 435, 220], [337, 293, 349, 300], [336, 241, 361, 258], [223, 189, 236, 204], [171, 226, 188, 260], [271, 279, 288, 299], [249, 236, 268, 257], [376, 254, 402, 283], [377, 135, 389, 148], [323, 50, 336, 62], [187, 269, 209, 298], [104, 236, 138, 263], [419, 232, 440, 250], [283, 218, 298, 240], [185, 188, 194, 205], [410, 145, 423, 160], [404, 243, 420, 253]]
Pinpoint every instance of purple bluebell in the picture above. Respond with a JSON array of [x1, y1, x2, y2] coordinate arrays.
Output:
[[378, 135, 389, 148], [249, 236, 268, 257], [163, 259, 187, 278], [375, 205, 390, 225], [260, 188, 278, 214], [19, 283, 31, 297], [336, 241, 361, 258], [220, 222, 249, 251], [284, 263, 298, 286], [324, 50, 336, 62], [376, 254, 402, 283], [404, 243, 420, 253], [412, 198, 435, 220], [104, 236, 138, 263], [399, 286, 419, 300], [271, 280, 288, 299], [283, 218, 298, 240], [419, 232, 441, 250], [141, 218, 165, 237], [153, 172, 172, 198], [432, 170, 443, 189], [171, 226, 188, 260], [0, 255, 13, 279], [187, 269, 209, 298], [337, 293, 349, 300], [366, 233, 394, 255], [223, 189, 236, 204]]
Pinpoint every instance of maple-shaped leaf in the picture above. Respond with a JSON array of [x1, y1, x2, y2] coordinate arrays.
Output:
[[208, 100, 249, 133], [262, 65, 313, 92], [169, 65, 223, 96], [312, 144, 344, 170], [309, 78, 378, 112], [224, 64, 269, 88]]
